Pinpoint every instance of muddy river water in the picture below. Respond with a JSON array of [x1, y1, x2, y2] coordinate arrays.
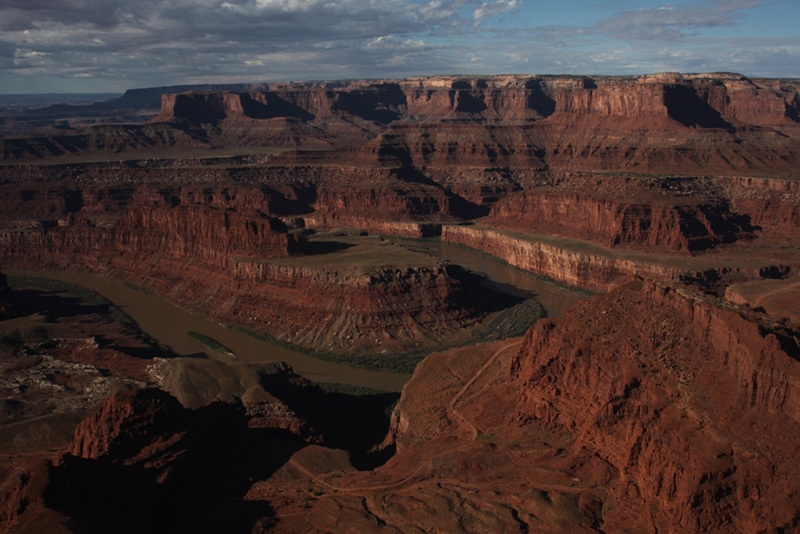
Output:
[[7, 244, 585, 392]]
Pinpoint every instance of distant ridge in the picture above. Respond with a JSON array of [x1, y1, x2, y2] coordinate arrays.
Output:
[[114, 83, 271, 109], [0, 83, 270, 137]]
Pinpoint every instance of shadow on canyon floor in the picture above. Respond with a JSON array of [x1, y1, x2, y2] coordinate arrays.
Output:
[[44, 409, 303, 533], [259, 371, 400, 470], [299, 240, 356, 255]]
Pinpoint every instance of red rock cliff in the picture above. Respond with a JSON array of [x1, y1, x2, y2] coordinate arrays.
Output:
[[441, 224, 715, 291], [510, 281, 800, 532], [487, 188, 754, 252], [0, 185, 487, 354]]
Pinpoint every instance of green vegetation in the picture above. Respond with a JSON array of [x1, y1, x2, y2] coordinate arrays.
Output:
[[121, 281, 156, 296], [483, 298, 546, 339], [230, 325, 426, 374], [476, 430, 501, 442], [312, 382, 392, 396], [187, 331, 233, 355]]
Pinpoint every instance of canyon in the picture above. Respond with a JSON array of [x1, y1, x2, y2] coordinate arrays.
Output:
[[1, 72, 800, 532]]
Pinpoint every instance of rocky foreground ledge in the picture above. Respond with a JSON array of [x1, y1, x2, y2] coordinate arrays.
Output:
[[3, 279, 799, 532]]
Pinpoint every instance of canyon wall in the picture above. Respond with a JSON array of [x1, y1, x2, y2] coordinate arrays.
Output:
[[0, 183, 486, 355], [509, 281, 800, 531], [440, 224, 736, 291], [487, 189, 754, 252], [723, 176, 800, 237], [3, 73, 800, 257], [147, 74, 799, 130], [1, 198, 297, 269]]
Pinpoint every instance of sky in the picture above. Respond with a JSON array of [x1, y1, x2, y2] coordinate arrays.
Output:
[[0, 0, 798, 94]]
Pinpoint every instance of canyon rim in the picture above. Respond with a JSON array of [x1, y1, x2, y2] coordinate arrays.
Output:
[[1, 72, 800, 533]]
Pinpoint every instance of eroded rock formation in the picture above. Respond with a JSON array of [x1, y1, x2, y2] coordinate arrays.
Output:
[[0, 183, 490, 355], [14, 281, 794, 532], [2, 73, 800, 351], [2, 72, 800, 533], [508, 281, 800, 531], [264, 281, 798, 533]]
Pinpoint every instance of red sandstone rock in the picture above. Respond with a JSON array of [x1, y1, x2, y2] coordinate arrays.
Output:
[[216, 280, 800, 532], [487, 189, 753, 252], [0, 183, 486, 354], [507, 281, 800, 532]]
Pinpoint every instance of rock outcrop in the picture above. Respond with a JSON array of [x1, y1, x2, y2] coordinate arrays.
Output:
[[3, 72, 800, 533], [508, 281, 800, 532], [173, 280, 800, 533], [487, 189, 753, 252], [440, 224, 787, 292], [305, 280, 797, 533], [0, 183, 489, 355], [4, 71, 800, 256], [40, 389, 279, 533]]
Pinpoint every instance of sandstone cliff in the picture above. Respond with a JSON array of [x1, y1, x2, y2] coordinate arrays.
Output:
[[0, 183, 490, 355], [487, 189, 753, 252], [508, 281, 800, 531], [3, 73, 800, 257], [229, 280, 800, 532], [440, 224, 787, 292]]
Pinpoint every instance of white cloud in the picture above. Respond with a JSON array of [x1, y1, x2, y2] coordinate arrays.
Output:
[[0, 0, 797, 93], [473, 0, 519, 22]]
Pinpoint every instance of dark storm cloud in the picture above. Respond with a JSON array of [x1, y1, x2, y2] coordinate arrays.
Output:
[[0, 0, 796, 93], [1, 0, 525, 90], [0, 42, 16, 59]]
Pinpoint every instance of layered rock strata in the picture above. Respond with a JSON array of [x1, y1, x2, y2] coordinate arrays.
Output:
[[0, 187, 483, 354], [487, 189, 754, 252], [440, 224, 787, 292], [507, 281, 800, 532], [3, 279, 800, 532], [318, 281, 800, 532]]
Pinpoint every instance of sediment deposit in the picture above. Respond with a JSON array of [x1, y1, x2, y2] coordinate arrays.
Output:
[[2, 72, 800, 356]]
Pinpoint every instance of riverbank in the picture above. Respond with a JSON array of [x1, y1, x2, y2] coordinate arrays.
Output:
[[5, 269, 412, 392]]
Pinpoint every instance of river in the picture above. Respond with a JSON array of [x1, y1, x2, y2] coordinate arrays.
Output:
[[6, 245, 585, 392]]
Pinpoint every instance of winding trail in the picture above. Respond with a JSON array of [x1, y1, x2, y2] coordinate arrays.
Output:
[[267, 336, 593, 528], [280, 338, 525, 494], [752, 280, 800, 307], [449, 339, 523, 441]]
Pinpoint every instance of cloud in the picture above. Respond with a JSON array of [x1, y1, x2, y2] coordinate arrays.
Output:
[[591, 0, 761, 41], [0, 0, 797, 93], [0, 42, 16, 59], [473, 0, 519, 22], [0, 0, 499, 91], [529, 0, 764, 43]]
